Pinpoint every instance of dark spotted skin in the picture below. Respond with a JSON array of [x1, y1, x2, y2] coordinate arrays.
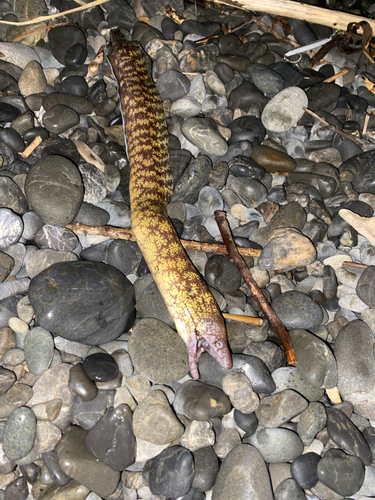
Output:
[[108, 32, 232, 378]]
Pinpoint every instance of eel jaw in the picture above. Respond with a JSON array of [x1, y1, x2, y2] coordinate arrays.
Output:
[[188, 330, 232, 380]]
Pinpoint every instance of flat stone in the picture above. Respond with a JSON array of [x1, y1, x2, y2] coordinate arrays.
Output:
[[288, 329, 337, 388], [146, 445, 194, 498], [326, 407, 372, 465], [24, 327, 54, 375], [247, 428, 304, 464], [173, 380, 231, 421], [317, 448, 365, 496], [25, 155, 83, 226], [272, 366, 324, 402], [133, 390, 184, 445], [56, 425, 120, 497], [128, 318, 189, 383], [258, 228, 316, 272], [297, 401, 327, 446], [212, 444, 273, 500], [272, 292, 323, 330], [85, 404, 135, 471], [3, 406, 36, 461], [255, 389, 308, 428], [335, 320, 375, 419], [29, 261, 135, 345], [261, 87, 308, 133]]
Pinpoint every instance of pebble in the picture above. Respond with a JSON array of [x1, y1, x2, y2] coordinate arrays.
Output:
[[127, 318, 189, 383], [261, 87, 308, 132], [84, 404, 135, 471], [317, 448, 365, 496], [29, 261, 135, 345], [56, 425, 120, 498], [146, 445, 194, 497], [0, 3, 374, 498], [173, 380, 231, 420], [212, 444, 273, 500], [3, 406, 36, 461], [133, 390, 184, 444]]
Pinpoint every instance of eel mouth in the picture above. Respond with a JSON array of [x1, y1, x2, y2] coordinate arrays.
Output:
[[188, 331, 232, 380]]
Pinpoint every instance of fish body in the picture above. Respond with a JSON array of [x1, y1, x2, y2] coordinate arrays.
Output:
[[108, 32, 232, 378]]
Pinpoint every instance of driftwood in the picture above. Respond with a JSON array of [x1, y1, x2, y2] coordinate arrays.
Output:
[[213, 0, 375, 32], [339, 209, 375, 247]]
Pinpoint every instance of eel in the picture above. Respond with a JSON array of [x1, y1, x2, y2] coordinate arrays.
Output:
[[108, 31, 232, 379]]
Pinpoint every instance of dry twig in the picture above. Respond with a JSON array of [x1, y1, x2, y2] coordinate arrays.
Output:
[[66, 223, 262, 257], [342, 261, 368, 269], [0, 0, 111, 26], [323, 69, 348, 83], [303, 107, 363, 148], [214, 210, 296, 364], [21, 136, 43, 158], [222, 313, 263, 325]]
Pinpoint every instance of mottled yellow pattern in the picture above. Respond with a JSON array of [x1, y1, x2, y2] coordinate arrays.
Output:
[[108, 34, 231, 378]]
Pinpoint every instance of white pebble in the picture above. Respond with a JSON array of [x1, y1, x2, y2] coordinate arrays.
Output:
[[8, 317, 29, 334]]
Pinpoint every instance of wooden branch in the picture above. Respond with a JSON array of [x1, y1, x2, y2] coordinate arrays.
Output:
[[213, 0, 375, 32], [222, 313, 263, 325], [342, 261, 368, 269], [66, 223, 262, 257], [0, 0, 111, 26], [214, 210, 297, 365], [323, 69, 348, 83], [339, 209, 375, 246], [303, 107, 363, 149]]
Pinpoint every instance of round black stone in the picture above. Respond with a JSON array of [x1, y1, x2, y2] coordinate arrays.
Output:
[[83, 352, 119, 382]]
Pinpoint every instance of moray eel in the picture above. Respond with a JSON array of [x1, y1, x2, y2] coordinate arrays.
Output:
[[108, 31, 232, 379]]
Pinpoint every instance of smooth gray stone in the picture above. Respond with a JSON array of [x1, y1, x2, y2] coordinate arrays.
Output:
[[29, 261, 135, 345], [25, 155, 84, 226], [317, 448, 365, 496], [289, 329, 337, 389], [42, 92, 93, 115], [24, 327, 54, 375], [227, 176, 267, 208], [192, 446, 219, 492], [357, 265, 375, 307], [205, 255, 242, 294], [3, 406, 36, 461], [173, 380, 231, 421], [172, 155, 212, 205], [335, 320, 375, 419], [85, 404, 135, 471], [57, 425, 120, 498], [272, 366, 324, 401], [248, 428, 303, 463], [71, 390, 115, 430], [297, 402, 327, 446], [42, 104, 80, 134], [272, 292, 323, 330], [274, 478, 306, 500], [3, 476, 28, 500], [134, 274, 174, 327], [0, 251, 14, 282], [327, 408, 372, 466], [198, 352, 276, 394], [255, 389, 308, 428], [128, 318, 189, 384], [212, 444, 273, 500]]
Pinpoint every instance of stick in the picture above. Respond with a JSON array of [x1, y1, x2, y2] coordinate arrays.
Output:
[[342, 261, 368, 269], [302, 107, 363, 149], [214, 210, 296, 365], [0, 0, 111, 26], [21, 136, 42, 158], [66, 223, 262, 257], [222, 313, 263, 325], [323, 69, 348, 83], [213, 0, 375, 32]]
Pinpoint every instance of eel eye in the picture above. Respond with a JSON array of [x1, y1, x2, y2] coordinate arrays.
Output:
[[215, 340, 225, 349]]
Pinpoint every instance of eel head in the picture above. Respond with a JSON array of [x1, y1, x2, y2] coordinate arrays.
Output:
[[187, 316, 232, 380]]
